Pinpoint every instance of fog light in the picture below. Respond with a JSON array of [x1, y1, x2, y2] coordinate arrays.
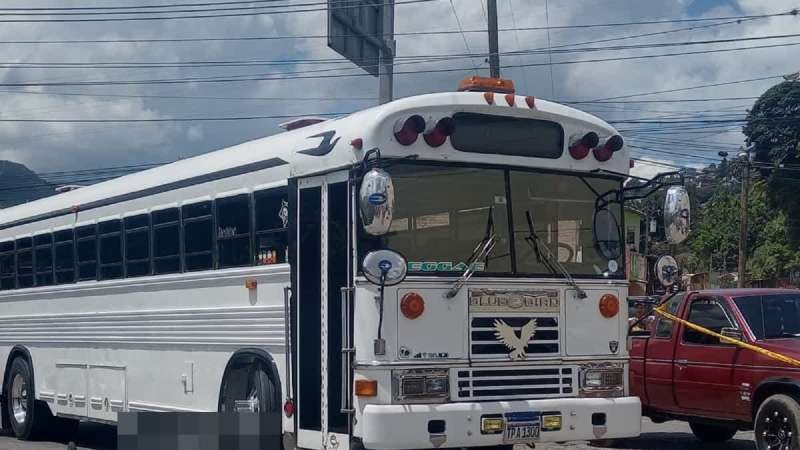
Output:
[[393, 369, 449, 403], [542, 415, 562, 431], [481, 417, 505, 434], [426, 377, 448, 395], [584, 371, 604, 388], [401, 378, 426, 396]]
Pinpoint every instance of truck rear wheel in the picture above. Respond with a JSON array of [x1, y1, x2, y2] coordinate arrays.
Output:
[[755, 394, 800, 450], [689, 422, 737, 443]]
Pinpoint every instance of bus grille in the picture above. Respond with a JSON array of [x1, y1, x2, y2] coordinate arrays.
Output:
[[470, 316, 559, 359], [455, 366, 576, 401]]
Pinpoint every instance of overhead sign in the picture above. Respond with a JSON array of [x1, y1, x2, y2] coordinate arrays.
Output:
[[327, 0, 385, 77]]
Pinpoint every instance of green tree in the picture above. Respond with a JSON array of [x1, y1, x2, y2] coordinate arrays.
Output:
[[749, 213, 800, 280], [689, 185, 739, 272], [687, 180, 776, 275], [743, 80, 800, 244]]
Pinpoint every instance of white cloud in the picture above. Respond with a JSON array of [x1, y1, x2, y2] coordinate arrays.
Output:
[[0, 0, 791, 175]]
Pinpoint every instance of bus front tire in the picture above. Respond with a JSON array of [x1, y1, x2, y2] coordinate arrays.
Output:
[[4, 357, 51, 440]]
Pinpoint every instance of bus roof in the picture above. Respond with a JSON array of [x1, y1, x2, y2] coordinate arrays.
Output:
[[0, 92, 623, 231]]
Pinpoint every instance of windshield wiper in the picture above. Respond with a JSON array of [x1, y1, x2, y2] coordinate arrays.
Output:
[[445, 207, 497, 299], [524, 210, 587, 299]]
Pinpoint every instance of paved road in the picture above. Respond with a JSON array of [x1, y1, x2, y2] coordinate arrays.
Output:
[[0, 419, 756, 450]]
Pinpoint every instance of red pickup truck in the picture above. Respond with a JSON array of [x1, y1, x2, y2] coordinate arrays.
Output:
[[630, 289, 800, 450]]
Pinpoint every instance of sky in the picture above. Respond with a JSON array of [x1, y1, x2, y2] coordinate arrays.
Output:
[[0, 0, 797, 182]]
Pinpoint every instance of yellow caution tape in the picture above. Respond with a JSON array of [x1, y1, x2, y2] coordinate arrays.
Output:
[[653, 305, 800, 367]]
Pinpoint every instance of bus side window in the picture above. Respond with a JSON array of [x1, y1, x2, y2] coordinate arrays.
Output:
[[99, 220, 123, 280], [217, 194, 252, 268], [76, 225, 98, 281], [125, 214, 152, 278], [0, 241, 15, 290], [183, 201, 214, 271], [254, 187, 288, 265], [153, 208, 181, 275], [15, 237, 33, 288], [54, 229, 75, 284], [34, 233, 54, 286]]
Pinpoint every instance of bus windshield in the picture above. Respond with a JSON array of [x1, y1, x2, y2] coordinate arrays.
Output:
[[359, 163, 624, 278]]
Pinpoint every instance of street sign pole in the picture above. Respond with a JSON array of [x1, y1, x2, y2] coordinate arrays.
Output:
[[487, 0, 500, 78], [379, 0, 395, 104], [328, 0, 395, 104]]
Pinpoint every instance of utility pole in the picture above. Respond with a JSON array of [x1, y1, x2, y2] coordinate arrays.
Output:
[[378, 0, 395, 104], [487, 0, 500, 78], [738, 147, 751, 288]]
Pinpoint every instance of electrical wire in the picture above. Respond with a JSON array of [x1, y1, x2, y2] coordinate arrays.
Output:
[[6, 32, 800, 70], [0, 13, 774, 45], [0, 4, 792, 24], [0, 41, 797, 88], [448, 0, 480, 75]]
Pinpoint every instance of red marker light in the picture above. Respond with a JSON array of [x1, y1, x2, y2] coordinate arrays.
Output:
[[423, 117, 456, 148], [400, 292, 425, 320], [283, 399, 295, 417], [393, 115, 426, 146], [569, 132, 599, 160]]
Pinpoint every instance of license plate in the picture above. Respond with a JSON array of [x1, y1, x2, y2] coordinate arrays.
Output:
[[503, 423, 540, 443]]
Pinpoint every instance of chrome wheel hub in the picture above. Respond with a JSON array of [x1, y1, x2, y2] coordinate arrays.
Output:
[[763, 409, 793, 450], [10, 374, 27, 425]]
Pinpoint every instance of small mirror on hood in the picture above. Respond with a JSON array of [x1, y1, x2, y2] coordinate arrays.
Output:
[[362, 249, 407, 286]]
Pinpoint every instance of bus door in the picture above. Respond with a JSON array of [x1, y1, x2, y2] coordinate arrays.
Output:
[[296, 171, 352, 450]]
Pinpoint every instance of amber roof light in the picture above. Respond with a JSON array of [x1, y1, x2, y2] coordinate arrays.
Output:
[[458, 76, 515, 94]]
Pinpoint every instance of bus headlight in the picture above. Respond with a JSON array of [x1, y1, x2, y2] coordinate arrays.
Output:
[[579, 364, 624, 397], [392, 369, 449, 403]]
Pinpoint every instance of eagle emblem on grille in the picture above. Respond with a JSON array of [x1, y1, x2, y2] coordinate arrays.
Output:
[[493, 319, 536, 360]]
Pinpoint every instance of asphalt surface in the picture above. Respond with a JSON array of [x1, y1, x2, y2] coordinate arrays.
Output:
[[0, 419, 757, 450]]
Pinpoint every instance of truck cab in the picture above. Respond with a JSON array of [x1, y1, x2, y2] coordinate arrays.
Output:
[[630, 288, 800, 450]]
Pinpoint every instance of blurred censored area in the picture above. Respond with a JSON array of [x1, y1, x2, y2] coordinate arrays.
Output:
[[117, 412, 281, 450]]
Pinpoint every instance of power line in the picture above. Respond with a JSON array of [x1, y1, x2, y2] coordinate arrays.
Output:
[[0, 0, 431, 22], [565, 97, 761, 104], [6, 31, 800, 69], [0, 13, 770, 45], [0, 0, 349, 16], [583, 74, 784, 102], [0, 41, 798, 88], [0, 4, 790, 24], [0, 0, 302, 11], [0, 89, 376, 102], [448, 0, 479, 74], [0, 112, 349, 123]]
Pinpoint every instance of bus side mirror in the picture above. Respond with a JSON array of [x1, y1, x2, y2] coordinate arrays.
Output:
[[359, 168, 395, 236], [664, 186, 690, 244]]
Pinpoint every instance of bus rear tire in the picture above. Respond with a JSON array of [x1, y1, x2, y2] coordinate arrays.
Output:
[[219, 359, 276, 414], [4, 357, 51, 440]]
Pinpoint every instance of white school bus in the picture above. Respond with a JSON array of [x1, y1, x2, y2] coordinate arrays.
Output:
[[0, 77, 689, 449]]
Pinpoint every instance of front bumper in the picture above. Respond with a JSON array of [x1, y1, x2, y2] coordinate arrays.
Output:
[[359, 396, 641, 449]]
